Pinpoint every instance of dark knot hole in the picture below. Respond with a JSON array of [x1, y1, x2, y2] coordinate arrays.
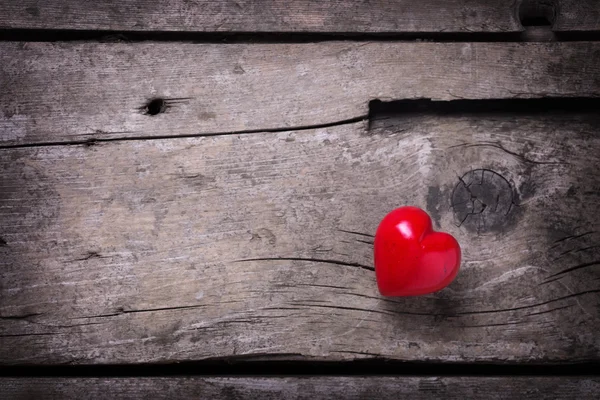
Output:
[[145, 98, 167, 116], [519, 0, 556, 27]]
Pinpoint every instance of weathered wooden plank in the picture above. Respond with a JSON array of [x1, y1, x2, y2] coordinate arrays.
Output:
[[2, 377, 600, 400], [2, 0, 599, 34], [554, 0, 600, 32], [0, 0, 521, 33], [2, 42, 600, 147], [1, 108, 599, 364]]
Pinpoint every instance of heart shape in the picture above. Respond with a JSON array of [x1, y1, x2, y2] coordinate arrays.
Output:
[[374, 206, 461, 296]]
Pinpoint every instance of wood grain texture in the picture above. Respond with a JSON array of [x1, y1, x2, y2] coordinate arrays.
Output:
[[2, 42, 600, 147], [554, 0, 600, 32], [0, 0, 521, 33], [1, 109, 599, 365], [2, 0, 599, 34], [2, 377, 600, 400]]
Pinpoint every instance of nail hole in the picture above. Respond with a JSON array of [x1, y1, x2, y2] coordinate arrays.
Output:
[[519, 0, 555, 27], [145, 98, 167, 116]]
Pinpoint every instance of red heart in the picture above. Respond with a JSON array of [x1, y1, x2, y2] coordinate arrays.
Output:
[[374, 206, 461, 296]]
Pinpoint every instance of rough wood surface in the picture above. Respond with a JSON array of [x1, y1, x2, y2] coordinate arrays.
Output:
[[1, 109, 599, 365], [0, 0, 522, 33], [2, 377, 600, 399], [2, 42, 600, 146], [554, 0, 600, 32], [2, 0, 599, 34]]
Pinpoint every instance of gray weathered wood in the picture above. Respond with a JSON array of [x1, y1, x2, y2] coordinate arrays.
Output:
[[2, 377, 600, 399], [1, 110, 599, 365], [2, 0, 599, 34], [2, 42, 600, 147], [554, 0, 600, 32], [0, 0, 521, 33]]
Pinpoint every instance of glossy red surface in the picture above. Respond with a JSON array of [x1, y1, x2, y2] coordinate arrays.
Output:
[[374, 206, 461, 296]]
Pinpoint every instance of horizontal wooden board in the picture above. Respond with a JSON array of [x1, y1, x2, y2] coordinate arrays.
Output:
[[2, 1, 598, 34], [1, 109, 599, 364], [2, 42, 600, 147], [2, 377, 600, 399], [0, 0, 522, 33]]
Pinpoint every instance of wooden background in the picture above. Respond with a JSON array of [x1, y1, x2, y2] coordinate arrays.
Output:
[[1, 0, 600, 398]]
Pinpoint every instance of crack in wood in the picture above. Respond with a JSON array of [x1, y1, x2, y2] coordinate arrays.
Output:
[[0, 116, 368, 150], [77, 304, 207, 319], [545, 260, 600, 279], [69, 251, 107, 262], [0, 313, 41, 320], [0, 332, 60, 338], [234, 257, 374, 272], [288, 302, 440, 318], [462, 321, 527, 328], [453, 290, 600, 316], [524, 304, 575, 317], [555, 245, 600, 259], [448, 142, 569, 166], [551, 231, 597, 246], [337, 229, 375, 238], [276, 283, 352, 290]]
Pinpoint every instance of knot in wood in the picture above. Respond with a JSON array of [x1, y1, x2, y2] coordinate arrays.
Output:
[[452, 169, 514, 234], [518, 0, 557, 27], [144, 98, 167, 116]]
